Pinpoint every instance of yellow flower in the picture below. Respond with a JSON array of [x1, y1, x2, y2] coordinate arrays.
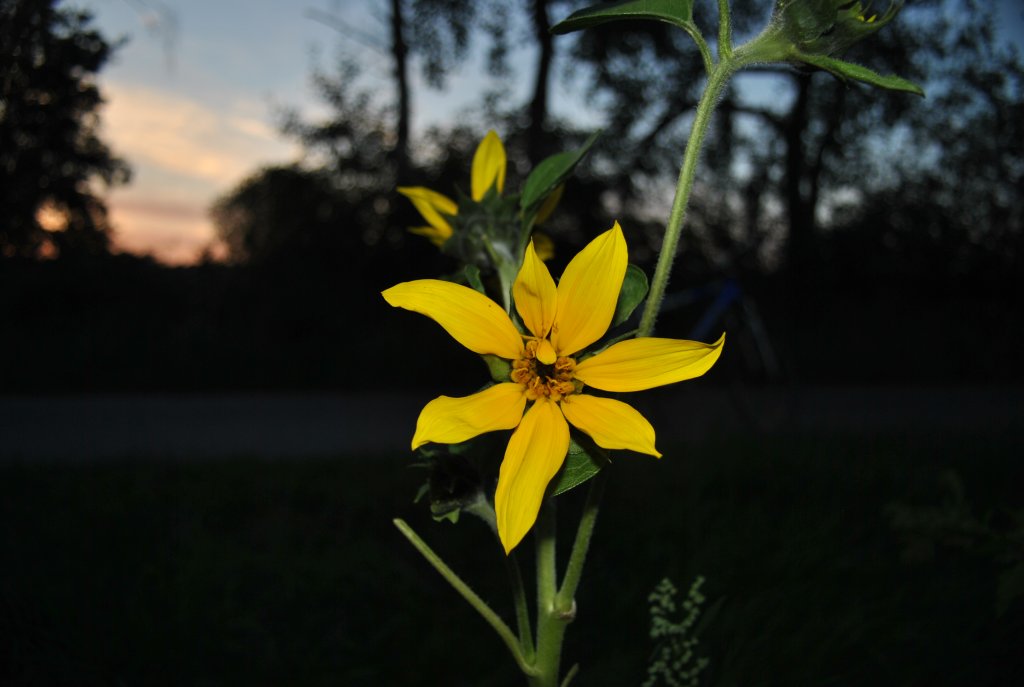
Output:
[[400, 187, 458, 247], [382, 223, 724, 553], [398, 130, 507, 246]]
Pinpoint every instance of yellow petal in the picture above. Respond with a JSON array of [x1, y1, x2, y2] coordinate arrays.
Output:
[[575, 334, 725, 392], [409, 225, 451, 247], [535, 338, 557, 365], [412, 383, 527, 449], [494, 398, 569, 554], [471, 130, 506, 201], [398, 186, 457, 235], [560, 394, 661, 457], [512, 240, 557, 339], [382, 280, 524, 359], [550, 222, 628, 356], [534, 184, 564, 225], [532, 231, 555, 261]]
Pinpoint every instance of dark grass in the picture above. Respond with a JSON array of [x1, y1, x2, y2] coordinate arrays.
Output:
[[2, 431, 1022, 686]]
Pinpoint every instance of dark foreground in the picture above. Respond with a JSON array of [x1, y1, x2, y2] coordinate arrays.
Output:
[[3, 427, 1023, 686]]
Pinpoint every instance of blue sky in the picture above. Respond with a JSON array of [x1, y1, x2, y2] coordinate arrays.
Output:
[[77, 0, 1024, 264], [79, 0, 565, 262]]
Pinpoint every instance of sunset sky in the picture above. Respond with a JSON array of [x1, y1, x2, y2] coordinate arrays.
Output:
[[82, 0, 535, 264], [80, 0, 1023, 265]]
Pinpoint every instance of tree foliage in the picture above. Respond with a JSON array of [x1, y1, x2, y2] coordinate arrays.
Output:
[[567, 0, 1022, 285], [211, 165, 349, 266], [0, 0, 129, 259], [216, 0, 1022, 298]]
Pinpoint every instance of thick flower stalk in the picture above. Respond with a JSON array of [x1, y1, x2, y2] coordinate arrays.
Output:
[[383, 223, 724, 553]]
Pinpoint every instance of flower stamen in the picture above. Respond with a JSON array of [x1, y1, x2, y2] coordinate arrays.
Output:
[[512, 340, 578, 401]]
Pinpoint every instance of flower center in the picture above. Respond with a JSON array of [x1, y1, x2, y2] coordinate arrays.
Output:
[[511, 339, 578, 401]]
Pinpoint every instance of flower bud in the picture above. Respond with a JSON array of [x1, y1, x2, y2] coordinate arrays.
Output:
[[744, 1, 922, 95], [774, 0, 900, 57]]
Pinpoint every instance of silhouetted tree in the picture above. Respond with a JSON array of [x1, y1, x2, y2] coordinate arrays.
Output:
[[409, 0, 576, 164], [0, 0, 129, 259], [277, 60, 411, 255], [211, 165, 351, 266], [825, 1, 1024, 288], [307, 0, 411, 177]]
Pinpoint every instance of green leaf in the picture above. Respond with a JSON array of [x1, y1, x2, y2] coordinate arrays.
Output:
[[612, 264, 649, 327], [520, 131, 601, 215], [552, 0, 695, 34], [796, 53, 924, 96], [550, 435, 610, 497]]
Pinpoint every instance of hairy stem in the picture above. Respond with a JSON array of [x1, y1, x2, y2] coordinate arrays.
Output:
[[556, 469, 607, 612], [637, 61, 736, 338], [529, 500, 565, 687], [717, 0, 733, 59], [506, 552, 536, 663]]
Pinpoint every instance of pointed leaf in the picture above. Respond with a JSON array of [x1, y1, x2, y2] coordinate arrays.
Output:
[[612, 264, 649, 327], [797, 53, 924, 96], [520, 131, 601, 215], [549, 434, 610, 497], [552, 0, 695, 34]]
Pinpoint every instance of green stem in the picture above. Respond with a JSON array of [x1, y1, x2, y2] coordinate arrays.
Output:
[[682, 24, 714, 75], [556, 469, 607, 612], [717, 0, 733, 59], [529, 499, 564, 687], [393, 519, 540, 678], [506, 552, 536, 663], [527, 468, 609, 686], [636, 59, 737, 338]]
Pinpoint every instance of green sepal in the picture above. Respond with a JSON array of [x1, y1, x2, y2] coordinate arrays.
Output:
[[520, 131, 601, 216], [612, 264, 649, 327], [551, 0, 695, 34], [796, 52, 924, 95], [461, 264, 486, 294], [413, 482, 430, 504], [481, 354, 511, 382], [433, 509, 460, 524], [474, 185, 521, 217], [550, 434, 610, 497]]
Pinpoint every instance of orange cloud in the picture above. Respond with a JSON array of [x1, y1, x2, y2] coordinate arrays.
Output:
[[107, 196, 214, 265], [99, 81, 300, 264]]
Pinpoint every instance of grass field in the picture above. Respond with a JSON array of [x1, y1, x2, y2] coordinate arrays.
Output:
[[3, 430, 1022, 686]]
